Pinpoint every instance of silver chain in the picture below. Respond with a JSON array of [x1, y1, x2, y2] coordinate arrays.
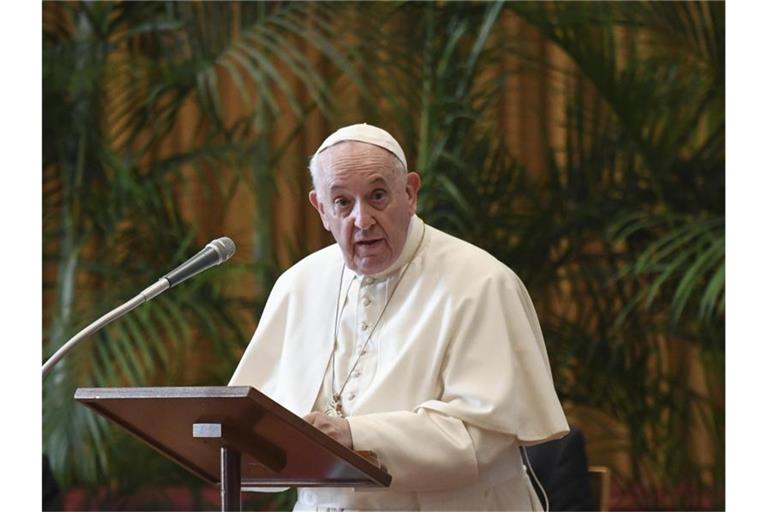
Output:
[[326, 223, 426, 417]]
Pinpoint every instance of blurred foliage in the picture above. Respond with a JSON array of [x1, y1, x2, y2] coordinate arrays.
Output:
[[43, 1, 723, 510], [42, 0, 354, 499], [347, 1, 724, 509]]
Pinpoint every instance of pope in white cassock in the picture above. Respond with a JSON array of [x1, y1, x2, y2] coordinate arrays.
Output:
[[230, 123, 569, 511]]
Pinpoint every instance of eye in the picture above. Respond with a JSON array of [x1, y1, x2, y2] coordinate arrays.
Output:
[[333, 196, 351, 212], [370, 189, 388, 205]]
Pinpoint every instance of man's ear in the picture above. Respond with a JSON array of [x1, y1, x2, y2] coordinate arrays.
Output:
[[309, 190, 330, 231], [405, 172, 421, 215]]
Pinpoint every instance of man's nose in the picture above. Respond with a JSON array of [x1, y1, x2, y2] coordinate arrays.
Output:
[[352, 201, 375, 230]]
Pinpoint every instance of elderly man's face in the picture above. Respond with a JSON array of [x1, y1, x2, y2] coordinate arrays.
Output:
[[309, 141, 420, 275]]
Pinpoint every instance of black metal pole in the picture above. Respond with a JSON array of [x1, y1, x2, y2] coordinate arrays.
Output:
[[220, 446, 242, 512]]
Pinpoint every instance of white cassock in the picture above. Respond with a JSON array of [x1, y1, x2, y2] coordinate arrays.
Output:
[[230, 215, 569, 510]]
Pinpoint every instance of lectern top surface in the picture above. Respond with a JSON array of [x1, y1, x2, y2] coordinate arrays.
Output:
[[75, 386, 391, 488]]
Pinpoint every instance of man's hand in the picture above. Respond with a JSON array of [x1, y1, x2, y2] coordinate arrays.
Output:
[[304, 412, 353, 449]]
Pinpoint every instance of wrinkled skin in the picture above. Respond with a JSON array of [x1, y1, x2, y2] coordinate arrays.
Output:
[[309, 141, 420, 276], [303, 411, 353, 448], [305, 141, 421, 441]]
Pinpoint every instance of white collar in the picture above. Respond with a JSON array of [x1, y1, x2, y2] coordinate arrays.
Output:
[[349, 214, 424, 281]]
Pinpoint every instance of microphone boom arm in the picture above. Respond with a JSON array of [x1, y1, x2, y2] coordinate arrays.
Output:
[[42, 279, 169, 379], [41, 236, 236, 380]]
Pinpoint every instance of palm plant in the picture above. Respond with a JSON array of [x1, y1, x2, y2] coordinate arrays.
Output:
[[44, 1, 724, 509], [42, 0, 361, 495], [508, 3, 725, 507], [342, 1, 724, 508], [419, 1, 724, 508]]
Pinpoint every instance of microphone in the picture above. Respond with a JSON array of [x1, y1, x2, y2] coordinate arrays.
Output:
[[42, 237, 237, 379], [163, 237, 237, 288]]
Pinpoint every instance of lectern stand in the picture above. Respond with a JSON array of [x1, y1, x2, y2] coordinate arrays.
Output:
[[74, 386, 391, 511]]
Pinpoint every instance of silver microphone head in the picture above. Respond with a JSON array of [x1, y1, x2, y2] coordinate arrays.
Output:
[[206, 237, 236, 263]]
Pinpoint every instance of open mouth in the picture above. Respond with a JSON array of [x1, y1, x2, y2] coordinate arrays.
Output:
[[355, 239, 384, 253]]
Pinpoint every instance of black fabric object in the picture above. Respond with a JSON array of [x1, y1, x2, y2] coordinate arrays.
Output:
[[43, 454, 60, 511], [523, 427, 597, 511]]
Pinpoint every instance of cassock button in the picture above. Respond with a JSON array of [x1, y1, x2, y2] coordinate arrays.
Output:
[[347, 392, 356, 401], [362, 277, 374, 286], [352, 369, 362, 378], [362, 296, 372, 307], [360, 321, 369, 331]]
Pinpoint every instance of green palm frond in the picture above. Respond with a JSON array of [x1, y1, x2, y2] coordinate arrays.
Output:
[[42, 0, 357, 488], [43, 1, 724, 508], [610, 213, 724, 329]]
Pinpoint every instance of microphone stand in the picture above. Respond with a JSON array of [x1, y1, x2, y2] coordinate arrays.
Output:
[[42, 236, 236, 380], [42, 278, 169, 379]]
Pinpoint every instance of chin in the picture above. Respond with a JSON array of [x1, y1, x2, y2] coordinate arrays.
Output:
[[356, 259, 390, 276]]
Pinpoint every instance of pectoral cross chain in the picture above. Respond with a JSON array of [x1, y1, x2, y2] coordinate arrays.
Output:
[[325, 394, 344, 417]]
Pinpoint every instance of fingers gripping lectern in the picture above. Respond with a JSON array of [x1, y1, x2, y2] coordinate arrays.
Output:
[[74, 386, 391, 511]]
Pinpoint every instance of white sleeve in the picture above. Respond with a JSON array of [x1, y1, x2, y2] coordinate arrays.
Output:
[[347, 269, 568, 491], [348, 409, 516, 491]]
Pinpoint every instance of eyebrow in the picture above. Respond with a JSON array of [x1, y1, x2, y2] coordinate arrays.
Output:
[[329, 176, 389, 193]]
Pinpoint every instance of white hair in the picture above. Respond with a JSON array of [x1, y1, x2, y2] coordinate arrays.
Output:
[[308, 142, 406, 191]]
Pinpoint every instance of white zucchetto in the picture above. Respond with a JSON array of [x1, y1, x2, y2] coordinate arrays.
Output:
[[315, 123, 407, 170]]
